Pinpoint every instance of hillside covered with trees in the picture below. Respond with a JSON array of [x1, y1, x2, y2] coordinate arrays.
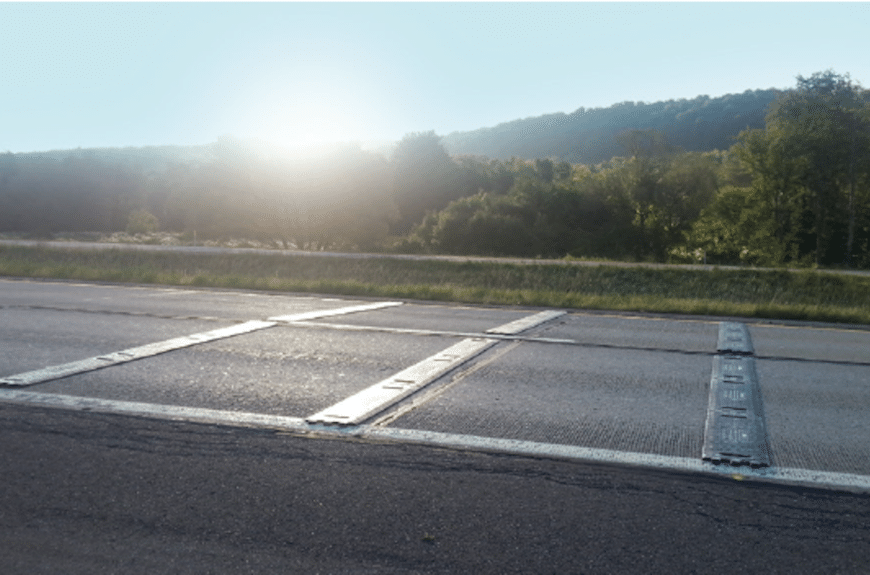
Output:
[[1, 71, 868, 268], [441, 89, 780, 164]]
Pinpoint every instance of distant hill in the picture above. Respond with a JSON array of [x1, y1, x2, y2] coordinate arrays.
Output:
[[441, 89, 780, 164], [13, 144, 219, 174]]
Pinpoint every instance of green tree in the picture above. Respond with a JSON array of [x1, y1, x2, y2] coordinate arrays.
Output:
[[391, 131, 459, 233], [126, 209, 159, 234], [729, 127, 808, 264], [764, 70, 870, 265]]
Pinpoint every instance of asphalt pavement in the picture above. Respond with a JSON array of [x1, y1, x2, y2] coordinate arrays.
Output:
[[1, 278, 869, 573]]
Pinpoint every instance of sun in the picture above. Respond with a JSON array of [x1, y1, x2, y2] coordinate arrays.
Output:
[[225, 57, 389, 153], [244, 88, 374, 153]]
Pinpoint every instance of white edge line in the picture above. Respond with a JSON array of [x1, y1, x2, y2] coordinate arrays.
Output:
[[1, 389, 867, 494], [363, 427, 870, 493], [0, 389, 308, 431]]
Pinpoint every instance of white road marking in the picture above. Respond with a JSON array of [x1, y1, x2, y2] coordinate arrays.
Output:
[[485, 310, 565, 335], [1, 388, 867, 493], [0, 301, 404, 387], [0, 388, 308, 429], [279, 320, 579, 344], [306, 337, 496, 425], [269, 301, 402, 322], [0, 320, 276, 387], [306, 310, 566, 425], [366, 427, 870, 494]]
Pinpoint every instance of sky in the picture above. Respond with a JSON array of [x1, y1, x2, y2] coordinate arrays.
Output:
[[2, 2, 869, 154]]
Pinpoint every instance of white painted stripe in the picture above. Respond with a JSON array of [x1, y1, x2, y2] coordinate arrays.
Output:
[[1, 388, 867, 493], [0, 301, 403, 388], [0, 320, 276, 387], [306, 310, 566, 425], [485, 310, 565, 335], [306, 337, 496, 425], [365, 427, 870, 493], [269, 301, 402, 322], [281, 320, 579, 345], [0, 389, 308, 430]]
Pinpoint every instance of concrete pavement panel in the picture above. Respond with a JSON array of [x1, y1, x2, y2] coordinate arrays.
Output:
[[749, 322, 870, 364], [391, 342, 711, 458], [538, 312, 720, 353], [757, 358, 870, 475]]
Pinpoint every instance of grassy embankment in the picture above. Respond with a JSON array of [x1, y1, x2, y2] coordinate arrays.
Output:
[[1, 244, 869, 324]]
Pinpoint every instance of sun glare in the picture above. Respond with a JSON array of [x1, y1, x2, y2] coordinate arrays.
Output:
[[241, 84, 376, 154]]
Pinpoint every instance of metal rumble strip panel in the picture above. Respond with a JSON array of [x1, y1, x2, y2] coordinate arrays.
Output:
[[702, 322, 771, 467], [0, 301, 403, 388]]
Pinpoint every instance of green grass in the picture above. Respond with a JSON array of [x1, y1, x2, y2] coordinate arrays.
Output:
[[2, 245, 869, 324]]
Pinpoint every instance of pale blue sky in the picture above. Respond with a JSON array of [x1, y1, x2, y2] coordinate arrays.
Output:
[[2, 2, 868, 153]]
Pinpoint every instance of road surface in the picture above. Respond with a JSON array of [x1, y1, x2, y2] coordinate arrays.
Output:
[[1, 278, 869, 573]]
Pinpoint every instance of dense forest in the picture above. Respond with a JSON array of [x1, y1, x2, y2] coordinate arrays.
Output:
[[1, 71, 868, 268], [441, 89, 780, 165]]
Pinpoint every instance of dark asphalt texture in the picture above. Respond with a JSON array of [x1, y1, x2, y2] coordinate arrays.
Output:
[[2, 403, 868, 575]]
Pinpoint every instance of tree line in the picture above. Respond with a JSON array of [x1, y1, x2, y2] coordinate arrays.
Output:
[[442, 89, 779, 165], [413, 71, 870, 268], [1, 71, 868, 268]]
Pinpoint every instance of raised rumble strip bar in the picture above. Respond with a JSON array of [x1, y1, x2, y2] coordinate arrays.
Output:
[[702, 322, 771, 467]]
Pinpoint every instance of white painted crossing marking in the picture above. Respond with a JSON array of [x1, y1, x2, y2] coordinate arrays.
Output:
[[1, 388, 867, 493], [269, 301, 402, 322], [485, 310, 565, 335], [307, 309, 566, 425], [1, 301, 404, 388], [307, 338, 496, 425], [0, 320, 276, 387]]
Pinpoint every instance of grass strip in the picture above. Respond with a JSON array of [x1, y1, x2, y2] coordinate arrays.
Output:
[[1, 245, 868, 325]]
